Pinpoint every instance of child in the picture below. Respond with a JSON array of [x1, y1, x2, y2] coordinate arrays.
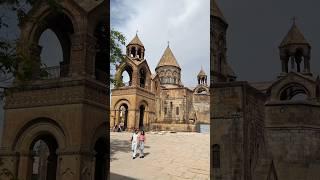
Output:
[[139, 130, 146, 158], [130, 129, 139, 159]]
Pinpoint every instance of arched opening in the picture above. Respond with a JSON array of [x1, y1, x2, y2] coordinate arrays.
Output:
[[118, 104, 129, 130], [119, 65, 133, 87], [139, 68, 146, 88], [279, 83, 309, 101], [197, 87, 207, 94], [295, 49, 303, 73], [37, 13, 74, 79], [30, 134, 58, 180], [94, 21, 108, 83], [139, 105, 145, 129], [39, 29, 63, 67], [94, 137, 108, 180], [131, 47, 136, 58], [137, 48, 142, 58]]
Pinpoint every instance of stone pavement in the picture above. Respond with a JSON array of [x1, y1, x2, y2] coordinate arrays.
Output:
[[110, 131, 209, 180]]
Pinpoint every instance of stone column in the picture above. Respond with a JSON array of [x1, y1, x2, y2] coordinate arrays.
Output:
[[70, 33, 86, 77], [85, 35, 97, 78], [17, 153, 32, 180]]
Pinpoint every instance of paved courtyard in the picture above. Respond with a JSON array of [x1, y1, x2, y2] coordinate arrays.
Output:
[[110, 131, 210, 180]]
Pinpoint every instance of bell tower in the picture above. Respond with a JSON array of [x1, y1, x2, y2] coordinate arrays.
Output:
[[126, 33, 145, 61], [0, 1, 109, 180], [279, 19, 312, 76], [211, 0, 236, 83], [198, 67, 208, 85]]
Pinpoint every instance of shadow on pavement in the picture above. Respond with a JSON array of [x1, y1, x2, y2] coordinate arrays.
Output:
[[110, 138, 132, 161], [109, 172, 138, 180], [143, 152, 150, 157]]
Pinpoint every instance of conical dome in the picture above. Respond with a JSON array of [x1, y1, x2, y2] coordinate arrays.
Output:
[[198, 67, 206, 77], [156, 45, 180, 69], [212, 1, 227, 24], [127, 34, 144, 47], [280, 23, 310, 47]]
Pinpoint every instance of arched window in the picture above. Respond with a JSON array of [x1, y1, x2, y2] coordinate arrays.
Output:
[[212, 144, 220, 168], [279, 83, 309, 101], [131, 47, 136, 57], [119, 65, 133, 87], [137, 48, 142, 58], [139, 68, 146, 88], [30, 135, 58, 180], [37, 13, 74, 79]]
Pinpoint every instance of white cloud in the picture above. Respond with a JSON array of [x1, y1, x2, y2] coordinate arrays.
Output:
[[111, 0, 210, 87]]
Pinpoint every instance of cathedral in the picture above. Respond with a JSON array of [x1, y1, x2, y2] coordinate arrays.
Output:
[[211, 1, 320, 180], [110, 34, 210, 132]]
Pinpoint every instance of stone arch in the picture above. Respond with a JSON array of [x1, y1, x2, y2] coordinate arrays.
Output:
[[114, 99, 131, 110], [138, 66, 148, 88], [19, 5, 80, 79], [138, 100, 149, 129], [138, 67, 148, 88], [278, 83, 310, 101], [113, 99, 131, 129], [194, 86, 209, 94], [13, 118, 68, 152], [24, 3, 80, 45], [11, 118, 67, 180], [116, 63, 134, 87]]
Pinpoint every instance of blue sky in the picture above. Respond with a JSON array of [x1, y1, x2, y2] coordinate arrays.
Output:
[[111, 0, 210, 87]]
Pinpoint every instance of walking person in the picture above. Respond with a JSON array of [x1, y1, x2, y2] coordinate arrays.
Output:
[[130, 129, 139, 159], [139, 130, 146, 158]]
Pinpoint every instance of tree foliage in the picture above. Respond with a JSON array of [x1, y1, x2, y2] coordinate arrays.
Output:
[[0, 0, 62, 87], [110, 28, 125, 86]]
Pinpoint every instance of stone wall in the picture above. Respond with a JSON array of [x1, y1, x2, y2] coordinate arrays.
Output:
[[211, 82, 266, 180], [149, 123, 196, 132]]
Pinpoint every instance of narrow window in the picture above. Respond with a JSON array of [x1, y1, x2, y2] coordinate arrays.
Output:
[[164, 107, 167, 115], [176, 107, 179, 115]]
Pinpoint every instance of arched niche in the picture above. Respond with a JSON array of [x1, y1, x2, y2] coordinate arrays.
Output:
[[22, 11, 76, 79], [279, 83, 310, 101], [117, 64, 133, 87]]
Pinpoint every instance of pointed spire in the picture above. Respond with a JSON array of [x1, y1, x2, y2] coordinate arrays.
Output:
[[212, 0, 227, 24], [156, 45, 180, 69], [280, 19, 310, 47], [127, 33, 144, 47], [198, 66, 206, 77]]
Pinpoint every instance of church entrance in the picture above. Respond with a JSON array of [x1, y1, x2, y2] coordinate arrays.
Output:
[[30, 134, 58, 180], [119, 104, 128, 130], [139, 105, 145, 129]]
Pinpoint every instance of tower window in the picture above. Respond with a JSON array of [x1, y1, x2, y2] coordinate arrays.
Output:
[[170, 102, 173, 109], [176, 107, 179, 115], [164, 107, 167, 115]]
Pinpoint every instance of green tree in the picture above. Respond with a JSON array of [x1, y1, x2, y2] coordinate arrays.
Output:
[[110, 28, 126, 86]]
